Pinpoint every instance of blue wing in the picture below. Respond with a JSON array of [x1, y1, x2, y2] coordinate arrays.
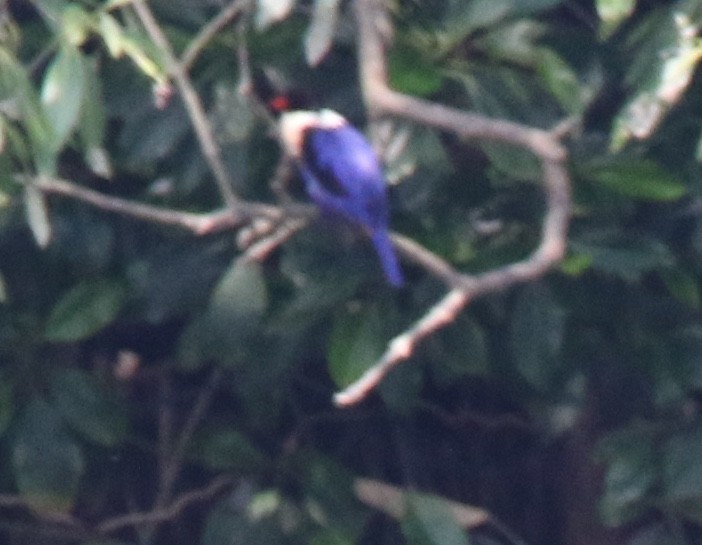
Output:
[[300, 123, 404, 286], [301, 124, 388, 230]]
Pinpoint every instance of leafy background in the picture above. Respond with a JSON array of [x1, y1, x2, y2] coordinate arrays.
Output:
[[2, 0, 702, 545]]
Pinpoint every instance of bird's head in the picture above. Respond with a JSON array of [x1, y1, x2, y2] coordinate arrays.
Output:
[[250, 68, 312, 117]]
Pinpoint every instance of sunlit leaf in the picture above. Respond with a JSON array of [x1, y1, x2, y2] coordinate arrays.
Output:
[[44, 278, 127, 341], [98, 12, 125, 57], [61, 3, 92, 46], [256, 0, 296, 30], [611, 11, 702, 150], [12, 397, 84, 514], [24, 183, 52, 248], [41, 44, 86, 147], [120, 33, 167, 84], [596, 0, 636, 39], [50, 369, 128, 447], [79, 58, 112, 177], [305, 0, 340, 66]]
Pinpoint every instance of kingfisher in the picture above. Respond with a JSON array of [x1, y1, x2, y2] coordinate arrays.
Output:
[[252, 73, 404, 287]]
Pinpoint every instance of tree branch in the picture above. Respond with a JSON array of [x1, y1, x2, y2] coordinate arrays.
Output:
[[97, 475, 235, 535], [334, 0, 573, 406], [27, 175, 290, 235]]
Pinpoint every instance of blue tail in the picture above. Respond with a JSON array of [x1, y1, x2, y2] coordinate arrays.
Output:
[[371, 229, 404, 287]]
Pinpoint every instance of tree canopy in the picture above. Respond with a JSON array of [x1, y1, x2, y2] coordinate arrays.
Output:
[[2, 1, 702, 545]]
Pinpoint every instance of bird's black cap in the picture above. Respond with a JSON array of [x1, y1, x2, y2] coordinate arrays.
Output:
[[250, 68, 312, 116]]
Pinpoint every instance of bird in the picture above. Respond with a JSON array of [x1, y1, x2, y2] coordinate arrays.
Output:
[[252, 72, 404, 287]]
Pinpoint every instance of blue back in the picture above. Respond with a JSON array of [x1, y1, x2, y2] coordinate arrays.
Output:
[[301, 124, 388, 230]]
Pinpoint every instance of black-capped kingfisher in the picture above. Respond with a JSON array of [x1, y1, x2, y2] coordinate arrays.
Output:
[[253, 74, 404, 287]]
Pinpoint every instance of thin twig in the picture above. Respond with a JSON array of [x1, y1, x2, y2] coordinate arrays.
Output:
[[240, 217, 309, 262], [24, 175, 280, 234], [181, 0, 250, 71], [157, 368, 224, 507], [97, 475, 235, 535], [131, 0, 241, 213]]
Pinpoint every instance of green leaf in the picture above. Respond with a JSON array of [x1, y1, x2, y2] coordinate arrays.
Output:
[[50, 369, 128, 447], [535, 48, 582, 114], [596, 0, 636, 38], [189, 427, 267, 472], [560, 253, 593, 276], [327, 303, 386, 388], [24, 183, 52, 248], [598, 428, 657, 526], [44, 278, 127, 342], [98, 12, 126, 57], [402, 493, 469, 545], [12, 397, 84, 514], [179, 260, 268, 366], [660, 268, 700, 309], [662, 428, 702, 523], [388, 46, 443, 97], [41, 43, 86, 148], [571, 234, 675, 281], [426, 316, 489, 386], [480, 142, 542, 181], [300, 452, 364, 535], [0, 48, 56, 172], [442, 0, 564, 45], [79, 58, 111, 177], [611, 11, 702, 150], [203, 494, 286, 545], [586, 160, 685, 201], [60, 3, 92, 46], [255, 0, 296, 30], [511, 283, 564, 391], [305, 0, 341, 67], [0, 376, 14, 438]]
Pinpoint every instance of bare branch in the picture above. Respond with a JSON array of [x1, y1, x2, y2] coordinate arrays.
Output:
[[131, 0, 241, 213], [335, 290, 470, 406], [97, 475, 235, 535], [240, 217, 309, 263], [26, 176, 284, 234], [157, 368, 224, 508], [334, 0, 573, 406]]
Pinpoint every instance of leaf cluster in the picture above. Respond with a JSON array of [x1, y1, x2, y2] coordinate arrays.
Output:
[[2, 1, 702, 545]]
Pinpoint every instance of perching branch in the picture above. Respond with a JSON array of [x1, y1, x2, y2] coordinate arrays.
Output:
[[333, 0, 572, 406], [21, 0, 571, 408]]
